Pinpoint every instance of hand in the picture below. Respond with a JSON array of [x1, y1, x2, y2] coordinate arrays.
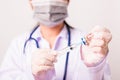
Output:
[[82, 26, 112, 67], [31, 49, 57, 79]]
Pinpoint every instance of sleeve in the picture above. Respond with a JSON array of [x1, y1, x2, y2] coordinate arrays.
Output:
[[0, 39, 35, 80], [87, 58, 111, 80], [79, 44, 111, 80]]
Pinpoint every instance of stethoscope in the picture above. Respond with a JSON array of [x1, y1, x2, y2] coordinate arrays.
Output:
[[23, 21, 71, 80]]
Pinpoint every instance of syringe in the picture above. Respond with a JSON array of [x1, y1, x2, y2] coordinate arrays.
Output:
[[57, 37, 86, 56]]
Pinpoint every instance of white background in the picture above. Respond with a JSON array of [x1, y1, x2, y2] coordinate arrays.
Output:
[[0, 0, 120, 80]]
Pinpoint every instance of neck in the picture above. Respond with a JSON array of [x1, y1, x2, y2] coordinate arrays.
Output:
[[40, 23, 64, 48], [40, 23, 64, 38]]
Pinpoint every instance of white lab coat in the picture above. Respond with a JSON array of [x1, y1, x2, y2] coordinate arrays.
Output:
[[0, 26, 111, 80]]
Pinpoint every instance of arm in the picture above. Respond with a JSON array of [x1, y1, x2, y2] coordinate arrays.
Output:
[[31, 49, 57, 80], [0, 39, 57, 80], [81, 26, 112, 80], [86, 56, 111, 80], [0, 39, 55, 80], [0, 39, 34, 80]]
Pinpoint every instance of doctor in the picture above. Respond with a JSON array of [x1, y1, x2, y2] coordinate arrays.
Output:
[[0, 0, 112, 80]]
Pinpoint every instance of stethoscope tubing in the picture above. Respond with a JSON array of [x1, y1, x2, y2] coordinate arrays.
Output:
[[23, 21, 71, 80]]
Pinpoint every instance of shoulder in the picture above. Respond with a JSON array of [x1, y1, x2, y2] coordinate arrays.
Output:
[[9, 31, 31, 50], [12, 31, 30, 43]]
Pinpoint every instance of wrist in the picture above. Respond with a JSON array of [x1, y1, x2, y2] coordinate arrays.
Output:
[[80, 45, 107, 67]]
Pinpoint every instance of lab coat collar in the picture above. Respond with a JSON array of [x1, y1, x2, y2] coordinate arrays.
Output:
[[31, 24, 68, 42], [57, 25, 68, 39]]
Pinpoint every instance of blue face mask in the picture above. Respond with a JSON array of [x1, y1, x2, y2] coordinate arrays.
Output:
[[32, 0, 68, 27]]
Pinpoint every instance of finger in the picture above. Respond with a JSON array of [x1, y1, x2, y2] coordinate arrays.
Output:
[[37, 53, 57, 66], [32, 65, 54, 75], [38, 49, 58, 56], [102, 32, 112, 43], [91, 47, 102, 53], [45, 56, 57, 63], [38, 58, 54, 66], [38, 66, 54, 73], [45, 51, 58, 63], [36, 49, 57, 62], [92, 32, 112, 43], [85, 33, 93, 45], [90, 26, 112, 43], [90, 26, 111, 33], [49, 50, 58, 57], [90, 46, 108, 54], [89, 39, 107, 48]]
